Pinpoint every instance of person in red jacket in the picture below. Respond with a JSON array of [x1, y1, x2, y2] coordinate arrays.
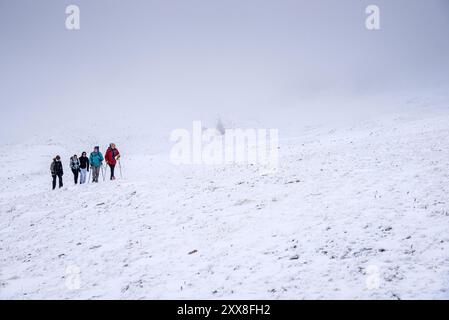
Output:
[[105, 143, 120, 180]]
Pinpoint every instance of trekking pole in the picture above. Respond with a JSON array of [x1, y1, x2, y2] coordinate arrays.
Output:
[[118, 160, 123, 179], [88, 167, 91, 184], [104, 164, 108, 181], [101, 164, 105, 181]]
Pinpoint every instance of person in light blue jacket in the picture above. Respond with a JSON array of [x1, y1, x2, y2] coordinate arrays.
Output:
[[89, 146, 104, 183]]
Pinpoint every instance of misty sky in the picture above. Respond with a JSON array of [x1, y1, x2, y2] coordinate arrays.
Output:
[[1, 0, 448, 142]]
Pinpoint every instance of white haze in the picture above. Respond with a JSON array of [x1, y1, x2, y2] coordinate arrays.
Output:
[[0, 0, 448, 144]]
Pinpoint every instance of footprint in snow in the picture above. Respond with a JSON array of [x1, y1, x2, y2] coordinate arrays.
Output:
[[234, 199, 253, 206]]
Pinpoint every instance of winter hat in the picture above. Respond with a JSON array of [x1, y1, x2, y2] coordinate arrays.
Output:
[[55, 155, 61, 160], [94, 146, 99, 151]]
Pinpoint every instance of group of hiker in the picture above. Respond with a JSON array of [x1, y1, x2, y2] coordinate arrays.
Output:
[[50, 143, 121, 190]]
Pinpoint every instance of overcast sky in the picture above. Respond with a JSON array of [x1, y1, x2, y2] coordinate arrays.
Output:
[[1, 0, 448, 142]]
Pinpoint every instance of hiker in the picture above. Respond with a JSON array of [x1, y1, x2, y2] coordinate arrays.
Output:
[[50, 155, 64, 189], [79, 151, 89, 184], [89, 146, 104, 183], [105, 143, 120, 180], [70, 154, 80, 184]]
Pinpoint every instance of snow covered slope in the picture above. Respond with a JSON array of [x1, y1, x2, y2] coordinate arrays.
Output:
[[1, 101, 449, 299]]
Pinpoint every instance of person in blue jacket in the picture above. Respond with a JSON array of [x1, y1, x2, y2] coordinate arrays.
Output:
[[89, 146, 104, 183]]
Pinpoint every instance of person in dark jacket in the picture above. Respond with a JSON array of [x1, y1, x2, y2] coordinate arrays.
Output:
[[79, 152, 89, 184], [50, 155, 64, 189], [70, 155, 80, 184], [105, 143, 120, 180]]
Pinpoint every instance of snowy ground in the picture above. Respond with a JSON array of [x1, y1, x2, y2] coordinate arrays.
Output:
[[1, 101, 449, 299]]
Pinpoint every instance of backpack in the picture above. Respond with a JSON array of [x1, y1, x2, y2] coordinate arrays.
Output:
[[70, 157, 80, 170]]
